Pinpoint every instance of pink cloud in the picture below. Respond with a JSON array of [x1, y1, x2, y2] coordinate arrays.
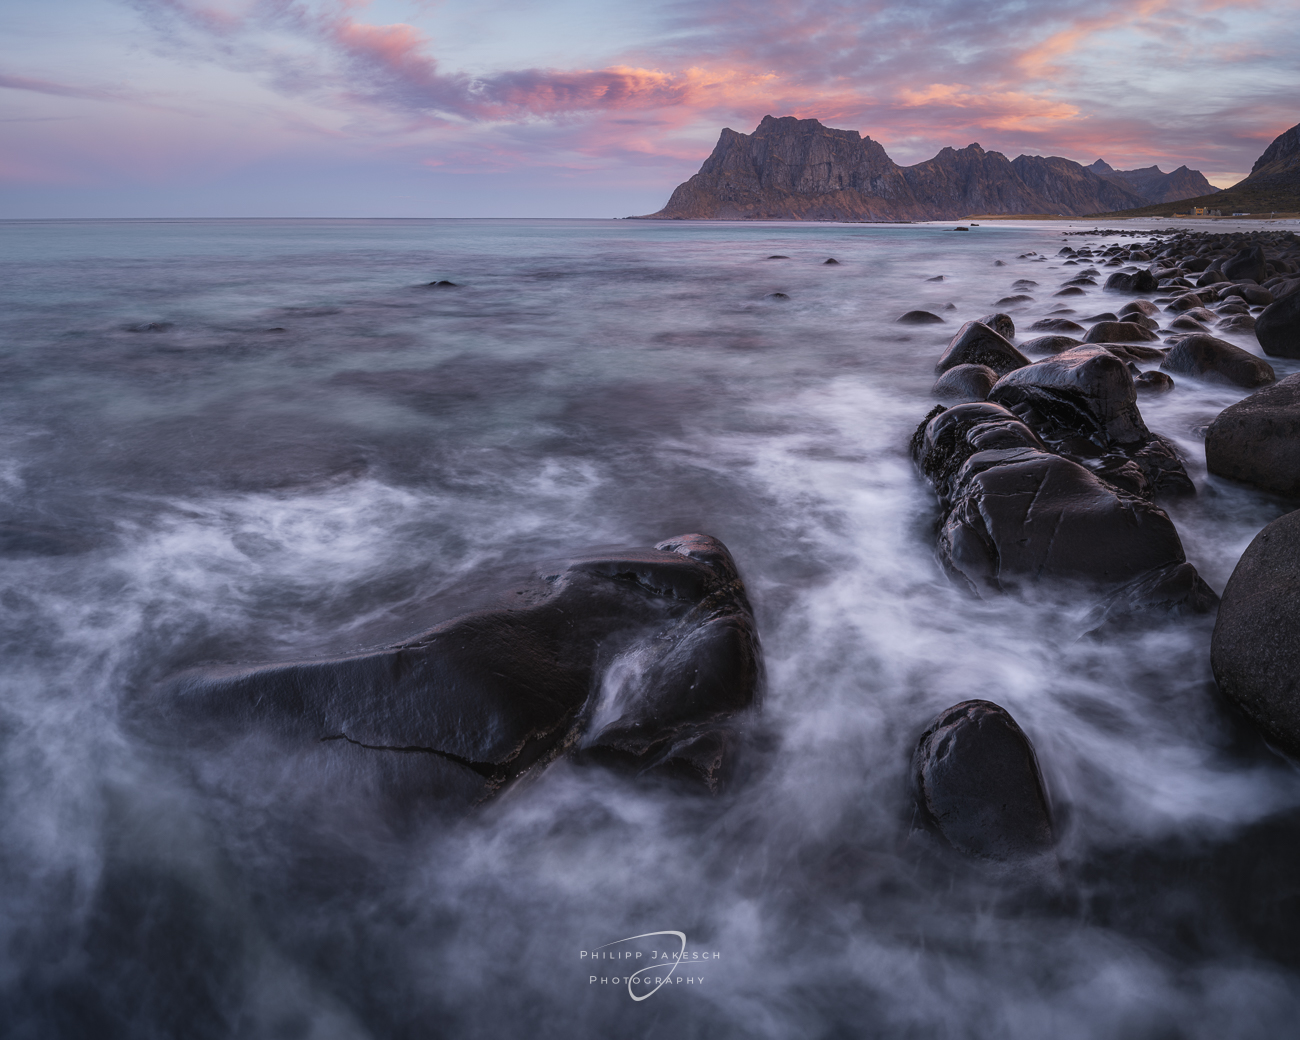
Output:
[[21, 0, 1297, 198]]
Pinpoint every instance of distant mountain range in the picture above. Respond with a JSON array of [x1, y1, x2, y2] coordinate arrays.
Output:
[[639, 115, 1220, 220], [1092, 121, 1300, 218]]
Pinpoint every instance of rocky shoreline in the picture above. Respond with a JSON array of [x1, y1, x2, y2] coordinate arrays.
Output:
[[147, 226, 1300, 953], [906, 226, 1299, 861]]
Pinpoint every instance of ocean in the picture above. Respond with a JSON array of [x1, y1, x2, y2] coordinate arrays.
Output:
[[1, 216, 1298, 1038]]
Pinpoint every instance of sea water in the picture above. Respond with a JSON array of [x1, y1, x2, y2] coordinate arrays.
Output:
[[1, 217, 1298, 1038]]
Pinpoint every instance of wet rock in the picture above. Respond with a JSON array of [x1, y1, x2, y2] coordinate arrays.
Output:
[[997, 295, 1034, 306], [935, 321, 1029, 377], [912, 700, 1053, 861], [1167, 293, 1208, 313], [1256, 291, 1300, 358], [1083, 321, 1160, 344], [1013, 279, 1039, 289], [766, 292, 790, 300], [1160, 334, 1276, 388], [936, 447, 1191, 590], [1205, 374, 1300, 497], [1222, 284, 1275, 306], [1169, 315, 1212, 334], [1099, 343, 1166, 364], [764, 255, 789, 260], [1054, 286, 1087, 297], [912, 404, 1199, 595], [1105, 270, 1158, 293], [988, 344, 1192, 497], [977, 313, 1016, 339], [823, 258, 841, 265], [1081, 312, 1119, 323], [427, 280, 458, 287], [1088, 560, 1218, 628], [1135, 370, 1175, 394], [1212, 508, 1300, 756], [1029, 318, 1084, 334], [1218, 314, 1257, 333], [926, 275, 945, 282], [1221, 245, 1267, 284], [897, 310, 945, 325], [1021, 335, 1081, 355], [932, 364, 998, 402], [155, 534, 763, 803]]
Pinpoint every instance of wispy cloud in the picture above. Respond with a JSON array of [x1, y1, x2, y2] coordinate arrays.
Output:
[[5, 0, 1296, 204]]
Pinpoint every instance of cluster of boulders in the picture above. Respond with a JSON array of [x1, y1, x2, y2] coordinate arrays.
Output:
[[906, 228, 1300, 867]]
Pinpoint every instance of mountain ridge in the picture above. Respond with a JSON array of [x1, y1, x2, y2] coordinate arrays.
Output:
[[640, 115, 1219, 220], [1089, 121, 1300, 218]]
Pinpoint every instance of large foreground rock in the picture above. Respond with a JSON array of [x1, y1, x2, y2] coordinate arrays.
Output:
[[912, 700, 1053, 860], [1160, 334, 1276, 388], [1256, 291, 1300, 358], [1212, 510, 1300, 756], [158, 533, 763, 803], [1205, 374, 1300, 497]]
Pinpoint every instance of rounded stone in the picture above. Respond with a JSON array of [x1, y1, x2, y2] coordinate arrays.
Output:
[[1212, 509, 1300, 756], [912, 700, 1053, 860], [1205, 374, 1300, 496]]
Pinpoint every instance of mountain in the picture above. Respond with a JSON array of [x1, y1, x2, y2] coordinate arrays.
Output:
[[1086, 159, 1218, 204], [640, 116, 1217, 220], [1090, 121, 1300, 218]]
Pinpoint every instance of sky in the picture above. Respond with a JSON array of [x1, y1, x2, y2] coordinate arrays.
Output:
[[1, 0, 1297, 218]]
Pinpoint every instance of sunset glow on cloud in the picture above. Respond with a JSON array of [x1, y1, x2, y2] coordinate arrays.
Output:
[[1, 0, 1296, 216]]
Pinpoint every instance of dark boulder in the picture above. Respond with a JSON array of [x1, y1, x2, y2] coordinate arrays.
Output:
[[1088, 560, 1218, 629], [1221, 245, 1267, 284], [1222, 284, 1275, 306], [1029, 318, 1084, 334], [1119, 300, 1160, 318], [933, 364, 998, 402], [1218, 314, 1256, 333], [1081, 312, 1120, 323], [1083, 321, 1160, 344], [1021, 335, 1081, 355], [1205, 374, 1300, 497], [912, 700, 1053, 861], [1169, 315, 1212, 334], [1160, 334, 1276, 388], [898, 310, 945, 324], [911, 401, 1044, 503], [935, 321, 1028, 377], [936, 447, 1191, 591], [1099, 343, 1166, 364], [988, 345, 1193, 497], [156, 534, 762, 803], [977, 313, 1016, 339], [1256, 291, 1300, 359], [1135, 370, 1175, 394], [1212, 509, 1300, 756], [1167, 293, 1208, 313], [1054, 286, 1086, 297], [997, 295, 1034, 306], [1105, 270, 1158, 293]]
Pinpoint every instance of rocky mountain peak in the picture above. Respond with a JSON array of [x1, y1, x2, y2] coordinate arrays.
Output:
[[641, 116, 1219, 220], [1251, 122, 1300, 175]]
